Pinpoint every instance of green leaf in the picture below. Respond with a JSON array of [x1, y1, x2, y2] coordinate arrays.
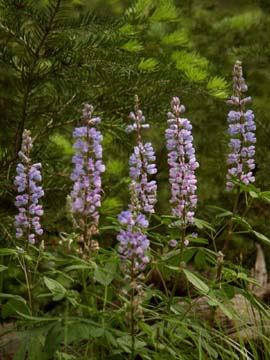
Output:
[[44, 322, 64, 357], [94, 262, 117, 286], [249, 190, 259, 198], [0, 264, 8, 272], [206, 294, 234, 320], [207, 205, 232, 217], [1, 297, 30, 319], [0, 293, 26, 301], [0, 248, 17, 256], [26, 336, 46, 360], [64, 263, 91, 271], [194, 250, 207, 269], [194, 218, 216, 232], [252, 231, 270, 245], [13, 341, 28, 360], [139, 322, 154, 337], [259, 191, 270, 202], [44, 276, 66, 301], [186, 236, 208, 244], [232, 215, 252, 231], [182, 268, 209, 294]]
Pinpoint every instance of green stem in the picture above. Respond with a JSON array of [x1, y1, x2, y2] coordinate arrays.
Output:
[[168, 223, 186, 308], [102, 285, 108, 332], [223, 187, 240, 253], [130, 256, 135, 360], [19, 254, 33, 314]]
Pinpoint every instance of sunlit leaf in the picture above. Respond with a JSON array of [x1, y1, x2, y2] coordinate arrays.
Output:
[[183, 268, 209, 294]]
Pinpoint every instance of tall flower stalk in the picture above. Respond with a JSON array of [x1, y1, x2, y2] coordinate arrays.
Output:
[[70, 103, 105, 256], [117, 95, 157, 271], [226, 60, 256, 191], [224, 61, 256, 252], [14, 129, 44, 245], [117, 95, 157, 359], [14, 129, 44, 313], [166, 97, 199, 254]]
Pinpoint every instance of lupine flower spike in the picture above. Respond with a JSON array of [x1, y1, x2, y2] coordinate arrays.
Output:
[[166, 97, 199, 249], [14, 129, 44, 244], [117, 95, 157, 273], [226, 61, 256, 191], [70, 103, 105, 254]]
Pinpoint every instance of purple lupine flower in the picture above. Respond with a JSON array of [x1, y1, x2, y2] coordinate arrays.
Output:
[[117, 96, 156, 272], [117, 211, 150, 271], [126, 100, 157, 215], [70, 104, 105, 226], [166, 97, 199, 226], [226, 61, 256, 191], [14, 130, 44, 244]]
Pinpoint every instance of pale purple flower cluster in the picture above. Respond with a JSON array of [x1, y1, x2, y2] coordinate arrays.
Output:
[[117, 210, 150, 271], [127, 106, 157, 214], [70, 104, 105, 225], [166, 97, 199, 226], [14, 129, 44, 244], [117, 98, 157, 271], [226, 61, 256, 191]]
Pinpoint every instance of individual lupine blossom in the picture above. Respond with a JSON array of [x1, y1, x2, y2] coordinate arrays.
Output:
[[70, 103, 105, 226], [117, 210, 150, 271], [117, 98, 157, 271], [226, 60, 256, 191], [127, 104, 157, 214], [166, 97, 199, 226], [14, 129, 44, 244], [169, 232, 198, 248]]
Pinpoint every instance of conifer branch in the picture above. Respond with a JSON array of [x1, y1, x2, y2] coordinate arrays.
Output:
[[14, 0, 62, 162]]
